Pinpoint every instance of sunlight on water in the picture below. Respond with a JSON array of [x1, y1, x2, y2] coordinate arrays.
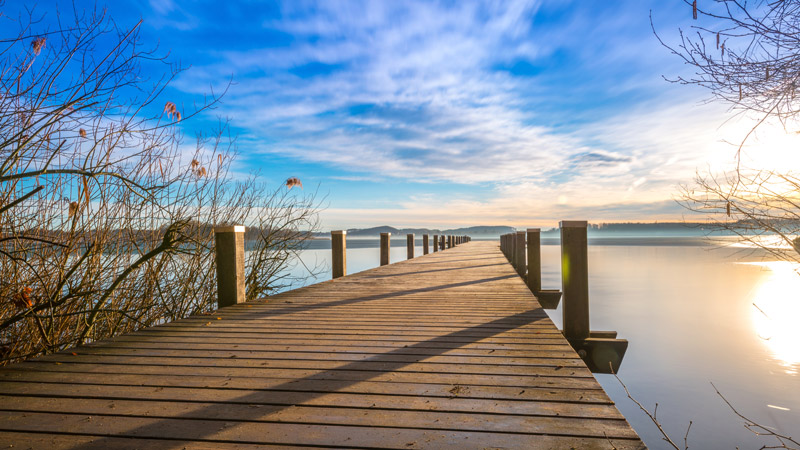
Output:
[[742, 261, 800, 375], [727, 234, 795, 249]]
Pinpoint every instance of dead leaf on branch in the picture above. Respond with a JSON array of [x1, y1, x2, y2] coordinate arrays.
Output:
[[163, 101, 181, 121], [82, 177, 90, 206], [31, 37, 46, 55], [79, 129, 87, 138], [12, 287, 33, 309], [285, 177, 303, 189]]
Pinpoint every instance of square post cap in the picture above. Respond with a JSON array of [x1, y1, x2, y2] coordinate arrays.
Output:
[[559, 220, 588, 228], [215, 225, 245, 233]]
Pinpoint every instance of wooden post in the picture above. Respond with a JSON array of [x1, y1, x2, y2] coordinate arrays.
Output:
[[407, 233, 414, 259], [561, 220, 590, 340], [380, 232, 391, 266], [423, 234, 429, 255], [433, 235, 439, 252], [526, 228, 541, 293], [331, 230, 346, 279], [215, 225, 246, 308], [510, 233, 516, 265], [515, 231, 526, 276], [447, 235, 452, 248]]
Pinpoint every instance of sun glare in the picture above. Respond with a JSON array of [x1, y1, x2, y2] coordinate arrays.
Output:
[[748, 261, 800, 375]]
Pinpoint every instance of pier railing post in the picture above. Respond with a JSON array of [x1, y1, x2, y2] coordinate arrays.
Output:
[[561, 221, 590, 340], [215, 225, 246, 308], [407, 233, 414, 259], [423, 234, 429, 255], [510, 233, 516, 266], [526, 228, 541, 293], [433, 235, 439, 252], [380, 232, 391, 266], [515, 231, 526, 277], [331, 230, 346, 279]]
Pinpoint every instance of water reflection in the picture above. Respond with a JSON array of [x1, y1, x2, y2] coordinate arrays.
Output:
[[745, 261, 800, 374]]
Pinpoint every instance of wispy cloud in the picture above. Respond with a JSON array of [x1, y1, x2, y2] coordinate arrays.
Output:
[[132, 0, 763, 227]]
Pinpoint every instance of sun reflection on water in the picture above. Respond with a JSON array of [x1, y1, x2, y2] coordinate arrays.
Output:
[[745, 261, 800, 375]]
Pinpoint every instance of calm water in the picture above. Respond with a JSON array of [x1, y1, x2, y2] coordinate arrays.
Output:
[[282, 237, 799, 449]]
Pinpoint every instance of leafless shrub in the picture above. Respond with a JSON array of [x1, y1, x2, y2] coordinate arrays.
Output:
[[0, 6, 320, 363]]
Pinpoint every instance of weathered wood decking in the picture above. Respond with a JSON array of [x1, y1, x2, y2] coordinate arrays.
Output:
[[0, 241, 645, 449]]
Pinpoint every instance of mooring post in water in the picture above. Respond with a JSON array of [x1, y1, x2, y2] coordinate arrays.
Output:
[[515, 231, 526, 277], [423, 234, 429, 255], [557, 220, 627, 374], [407, 234, 414, 259], [331, 230, 346, 279], [560, 221, 590, 340], [433, 235, 439, 252], [380, 232, 391, 266], [215, 225, 246, 308]]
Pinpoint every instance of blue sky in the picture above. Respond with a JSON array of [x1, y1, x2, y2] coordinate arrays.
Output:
[[12, 0, 799, 229]]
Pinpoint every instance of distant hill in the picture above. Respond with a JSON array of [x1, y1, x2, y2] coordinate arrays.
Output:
[[313, 222, 733, 239], [445, 226, 517, 236], [540, 221, 728, 236], [318, 225, 517, 238]]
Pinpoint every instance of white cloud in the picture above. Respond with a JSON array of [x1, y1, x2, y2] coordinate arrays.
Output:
[[164, 1, 792, 227]]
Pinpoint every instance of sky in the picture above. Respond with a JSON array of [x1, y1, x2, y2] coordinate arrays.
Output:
[[10, 0, 800, 230]]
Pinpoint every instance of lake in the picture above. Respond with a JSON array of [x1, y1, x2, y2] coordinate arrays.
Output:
[[280, 236, 799, 449]]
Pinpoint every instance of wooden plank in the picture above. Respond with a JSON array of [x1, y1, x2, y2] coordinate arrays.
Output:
[[0, 241, 644, 448], [0, 371, 612, 403], [0, 396, 637, 437], [0, 386, 625, 421], [0, 432, 292, 450], [0, 411, 646, 449], [1, 363, 604, 389]]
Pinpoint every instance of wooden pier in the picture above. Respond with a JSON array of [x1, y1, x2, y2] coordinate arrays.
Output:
[[0, 240, 645, 449]]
